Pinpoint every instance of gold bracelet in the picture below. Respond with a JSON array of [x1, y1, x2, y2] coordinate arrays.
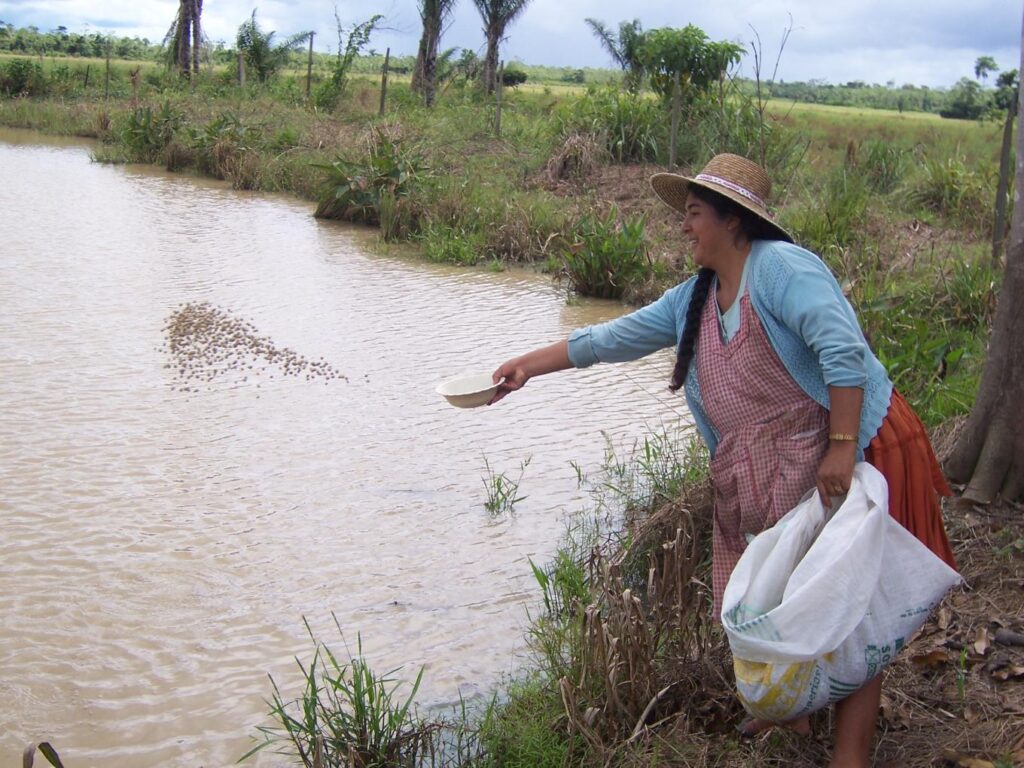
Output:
[[829, 432, 858, 442]]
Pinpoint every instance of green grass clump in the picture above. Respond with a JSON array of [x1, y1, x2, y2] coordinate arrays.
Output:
[[855, 138, 909, 193], [243, 616, 479, 768], [477, 677, 577, 768], [904, 153, 993, 233], [419, 223, 485, 265]]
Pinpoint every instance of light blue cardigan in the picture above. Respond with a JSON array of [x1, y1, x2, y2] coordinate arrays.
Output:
[[566, 240, 893, 459]]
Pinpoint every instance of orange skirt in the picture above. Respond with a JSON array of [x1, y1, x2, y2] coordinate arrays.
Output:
[[864, 391, 957, 570]]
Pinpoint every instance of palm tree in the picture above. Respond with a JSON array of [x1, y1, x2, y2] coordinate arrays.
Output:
[[471, 0, 531, 95], [584, 18, 645, 92], [236, 11, 312, 83], [412, 0, 457, 106], [165, 0, 202, 79]]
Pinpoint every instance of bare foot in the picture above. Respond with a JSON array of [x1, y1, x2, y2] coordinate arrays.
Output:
[[738, 715, 811, 738]]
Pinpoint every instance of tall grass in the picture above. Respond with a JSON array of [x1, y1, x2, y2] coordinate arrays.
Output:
[[904, 153, 993, 233], [243, 616, 483, 768], [556, 85, 663, 163], [783, 165, 870, 254]]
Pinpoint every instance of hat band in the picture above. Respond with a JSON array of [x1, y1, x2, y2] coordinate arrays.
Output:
[[694, 173, 766, 209]]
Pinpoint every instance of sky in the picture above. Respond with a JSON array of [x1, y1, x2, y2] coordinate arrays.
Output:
[[0, 0, 1019, 89]]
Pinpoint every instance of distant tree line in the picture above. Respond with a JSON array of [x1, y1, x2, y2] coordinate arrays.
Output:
[[0, 21, 156, 59], [0, 18, 1016, 124]]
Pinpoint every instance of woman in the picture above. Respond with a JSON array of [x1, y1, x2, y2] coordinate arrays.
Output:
[[489, 153, 956, 768]]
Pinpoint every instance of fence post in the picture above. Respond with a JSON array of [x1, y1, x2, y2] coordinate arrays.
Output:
[[495, 60, 504, 138], [305, 32, 314, 101], [104, 46, 111, 100], [84, 64, 90, 90], [238, 51, 245, 88], [669, 73, 681, 168], [379, 48, 390, 116]]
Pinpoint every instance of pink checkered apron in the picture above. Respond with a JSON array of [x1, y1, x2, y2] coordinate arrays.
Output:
[[698, 292, 830, 618]]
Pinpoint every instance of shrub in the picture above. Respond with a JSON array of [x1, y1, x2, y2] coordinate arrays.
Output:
[[854, 257, 995, 425], [118, 100, 184, 163], [187, 111, 260, 183], [314, 127, 427, 226], [501, 68, 528, 87], [673, 90, 808, 180], [0, 58, 47, 97], [558, 208, 659, 300]]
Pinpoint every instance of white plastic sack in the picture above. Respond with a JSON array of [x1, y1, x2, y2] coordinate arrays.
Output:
[[722, 462, 961, 721]]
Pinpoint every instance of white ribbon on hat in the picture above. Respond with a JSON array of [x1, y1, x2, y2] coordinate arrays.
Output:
[[694, 173, 766, 209]]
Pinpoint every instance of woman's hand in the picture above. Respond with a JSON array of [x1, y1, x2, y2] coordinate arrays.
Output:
[[818, 385, 863, 502], [816, 441, 857, 503], [489, 359, 529, 404], [488, 340, 573, 405]]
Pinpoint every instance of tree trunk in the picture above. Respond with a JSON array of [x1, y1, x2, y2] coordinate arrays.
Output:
[[176, 0, 191, 79], [190, 0, 202, 78], [379, 48, 390, 116], [411, 34, 427, 95], [993, 98, 1017, 266], [306, 32, 314, 100], [412, 16, 440, 105], [483, 26, 499, 95], [945, 8, 1024, 503]]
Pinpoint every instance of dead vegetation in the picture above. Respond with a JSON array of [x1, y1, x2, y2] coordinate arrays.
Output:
[[539, 464, 1024, 767]]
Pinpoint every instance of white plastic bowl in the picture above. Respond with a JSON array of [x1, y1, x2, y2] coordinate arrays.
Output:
[[435, 373, 501, 408]]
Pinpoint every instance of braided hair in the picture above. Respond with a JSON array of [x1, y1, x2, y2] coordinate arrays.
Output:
[[668, 267, 714, 391], [667, 184, 781, 392]]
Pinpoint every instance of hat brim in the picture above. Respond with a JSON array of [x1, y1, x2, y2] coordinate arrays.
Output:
[[650, 172, 793, 244]]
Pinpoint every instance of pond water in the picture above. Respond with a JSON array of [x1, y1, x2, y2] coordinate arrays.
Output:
[[0, 128, 689, 767]]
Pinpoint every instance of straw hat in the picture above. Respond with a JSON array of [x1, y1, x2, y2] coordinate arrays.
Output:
[[650, 153, 793, 243]]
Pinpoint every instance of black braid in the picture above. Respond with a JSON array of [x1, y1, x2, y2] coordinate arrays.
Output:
[[669, 267, 714, 391]]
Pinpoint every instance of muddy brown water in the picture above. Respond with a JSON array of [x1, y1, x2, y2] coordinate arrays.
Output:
[[0, 128, 690, 767]]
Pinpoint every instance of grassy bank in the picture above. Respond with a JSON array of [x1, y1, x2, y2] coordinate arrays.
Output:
[[3, 56, 1016, 768]]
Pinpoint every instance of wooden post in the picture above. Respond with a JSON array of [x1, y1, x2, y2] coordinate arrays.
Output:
[[669, 73, 681, 168], [130, 67, 140, 107], [495, 60, 504, 138], [238, 51, 246, 88], [104, 48, 111, 100], [83, 64, 90, 90], [379, 48, 390, 116], [305, 32, 314, 100]]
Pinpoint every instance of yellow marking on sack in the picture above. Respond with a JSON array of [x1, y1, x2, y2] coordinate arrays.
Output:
[[734, 657, 816, 720]]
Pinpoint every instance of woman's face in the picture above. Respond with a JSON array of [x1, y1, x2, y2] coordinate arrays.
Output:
[[682, 192, 736, 269]]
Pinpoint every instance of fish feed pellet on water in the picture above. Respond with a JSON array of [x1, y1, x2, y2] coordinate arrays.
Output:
[[162, 302, 347, 392]]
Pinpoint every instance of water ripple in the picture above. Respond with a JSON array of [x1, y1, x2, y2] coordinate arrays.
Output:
[[0, 131, 690, 767]]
